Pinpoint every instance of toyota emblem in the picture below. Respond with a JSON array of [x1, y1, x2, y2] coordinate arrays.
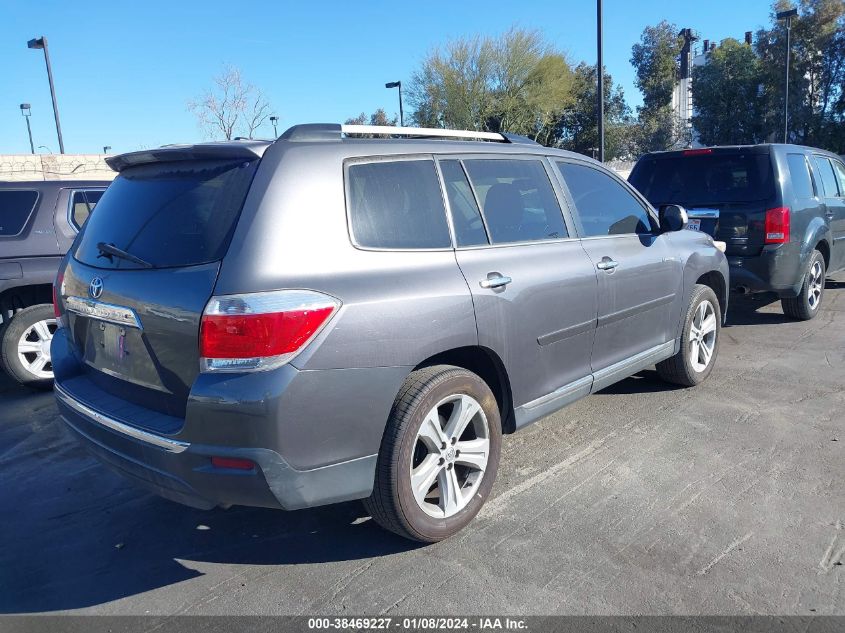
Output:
[[89, 277, 104, 299]]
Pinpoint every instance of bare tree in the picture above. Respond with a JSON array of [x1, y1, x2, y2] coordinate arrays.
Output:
[[189, 65, 273, 140]]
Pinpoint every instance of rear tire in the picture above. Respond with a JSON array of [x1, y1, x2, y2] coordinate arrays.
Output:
[[0, 304, 57, 390], [365, 365, 502, 543], [782, 250, 825, 321], [657, 284, 721, 387]]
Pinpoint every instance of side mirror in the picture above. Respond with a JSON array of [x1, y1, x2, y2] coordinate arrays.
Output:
[[659, 204, 688, 232]]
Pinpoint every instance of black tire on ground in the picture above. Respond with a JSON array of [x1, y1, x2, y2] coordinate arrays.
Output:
[[0, 304, 57, 390], [365, 364, 502, 543], [656, 284, 722, 387], [781, 250, 825, 321]]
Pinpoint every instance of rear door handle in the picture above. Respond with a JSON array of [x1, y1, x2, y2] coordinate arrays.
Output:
[[480, 274, 512, 289], [596, 258, 619, 271]]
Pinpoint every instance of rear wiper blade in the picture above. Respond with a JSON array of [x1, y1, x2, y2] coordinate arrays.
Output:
[[96, 242, 153, 268]]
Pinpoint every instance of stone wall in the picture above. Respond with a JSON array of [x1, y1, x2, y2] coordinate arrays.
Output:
[[0, 154, 116, 182]]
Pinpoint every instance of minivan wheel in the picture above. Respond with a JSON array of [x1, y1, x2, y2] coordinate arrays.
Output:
[[0, 304, 57, 390], [782, 250, 825, 321], [656, 284, 721, 387], [365, 365, 502, 543]]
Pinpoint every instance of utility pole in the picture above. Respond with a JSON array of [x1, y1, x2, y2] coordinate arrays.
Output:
[[20, 104, 35, 154], [776, 8, 798, 143], [596, 0, 605, 162]]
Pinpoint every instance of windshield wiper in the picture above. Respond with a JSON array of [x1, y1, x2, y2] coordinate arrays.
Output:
[[96, 242, 153, 268]]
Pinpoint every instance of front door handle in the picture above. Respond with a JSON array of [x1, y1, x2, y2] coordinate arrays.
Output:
[[596, 258, 619, 271], [480, 274, 512, 289]]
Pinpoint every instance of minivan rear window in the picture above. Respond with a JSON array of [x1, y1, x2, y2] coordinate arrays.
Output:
[[0, 190, 39, 236], [74, 159, 258, 269], [630, 153, 775, 206]]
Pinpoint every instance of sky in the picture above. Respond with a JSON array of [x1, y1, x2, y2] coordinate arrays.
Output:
[[1, 0, 776, 155]]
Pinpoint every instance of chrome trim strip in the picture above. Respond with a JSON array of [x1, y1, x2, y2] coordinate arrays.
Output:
[[65, 296, 143, 329], [522, 375, 593, 410], [687, 209, 720, 219], [54, 383, 189, 453]]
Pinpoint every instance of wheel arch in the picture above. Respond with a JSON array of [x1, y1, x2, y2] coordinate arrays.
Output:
[[0, 283, 53, 327], [695, 270, 727, 322], [413, 346, 516, 434]]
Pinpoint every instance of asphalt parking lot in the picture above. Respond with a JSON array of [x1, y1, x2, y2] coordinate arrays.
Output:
[[1, 277, 843, 616]]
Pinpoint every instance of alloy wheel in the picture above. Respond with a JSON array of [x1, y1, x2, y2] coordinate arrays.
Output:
[[689, 300, 717, 373], [807, 260, 823, 310], [409, 394, 490, 518], [17, 318, 57, 379]]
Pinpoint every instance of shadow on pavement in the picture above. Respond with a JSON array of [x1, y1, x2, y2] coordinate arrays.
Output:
[[0, 372, 419, 614]]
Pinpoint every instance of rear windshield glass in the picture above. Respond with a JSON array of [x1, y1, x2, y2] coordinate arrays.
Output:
[[630, 153, 775, 206], [0, 190, 39, 236], [74, 159, 258, 269]]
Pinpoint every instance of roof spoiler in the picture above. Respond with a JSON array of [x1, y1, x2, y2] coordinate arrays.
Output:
[[278, 123, 540, 145], [105, 142, 268, 172]]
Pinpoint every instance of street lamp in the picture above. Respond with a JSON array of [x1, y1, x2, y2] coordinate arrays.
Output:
[[38, 145, 52, 153], [596, 0, 605, 162], [385, 81, 404, 126], [27, 36, 65, 154], [777, 7, 798, 144], [269, 115, 278, 138], [103, 146, 112, 154], [20, 103, 35, 154]]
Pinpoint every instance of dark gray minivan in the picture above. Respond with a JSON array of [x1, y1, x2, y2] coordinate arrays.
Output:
[[630, 144, 845, 320], [52, 124, 729, 541]]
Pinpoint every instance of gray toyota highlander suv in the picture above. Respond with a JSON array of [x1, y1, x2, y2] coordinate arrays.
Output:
[[52, 124, 729, 542]]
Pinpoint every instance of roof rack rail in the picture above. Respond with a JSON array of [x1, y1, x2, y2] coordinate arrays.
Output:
[[278, 123, 540, 145]]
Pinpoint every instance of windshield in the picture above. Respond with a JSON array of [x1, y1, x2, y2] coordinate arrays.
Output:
[[630, 153, 775, 206], [74, 159, 258, 269]]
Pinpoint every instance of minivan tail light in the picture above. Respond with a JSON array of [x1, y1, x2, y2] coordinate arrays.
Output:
[[199, 290, 340, 373], [764, 207, 790, 244]]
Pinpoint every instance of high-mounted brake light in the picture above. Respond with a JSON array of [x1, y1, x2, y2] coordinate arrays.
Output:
[[199, 290, 340, 373], [683, 148, 713, 156], [764, 207, 790, 244], [53, 271, 64, 325]]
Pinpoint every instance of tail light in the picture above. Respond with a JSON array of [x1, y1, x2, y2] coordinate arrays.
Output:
[[764, 207, 790, 244], [199, 290, 340, 373], [683, 148, 713, 156], [53, 271, 64, 325]]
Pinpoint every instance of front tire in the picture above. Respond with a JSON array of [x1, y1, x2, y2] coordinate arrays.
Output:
[[0, 304, 58, 390], [365, 365, 502, 543], [657, 284, 721, 387], [782, 250, 825, 321]]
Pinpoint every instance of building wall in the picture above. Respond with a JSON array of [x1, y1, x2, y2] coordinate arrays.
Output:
[[0, 154, 116, 182]]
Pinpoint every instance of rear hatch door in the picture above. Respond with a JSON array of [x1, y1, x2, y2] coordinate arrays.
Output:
[[59, 150, 261, 418], [629, 148, 777, 256]]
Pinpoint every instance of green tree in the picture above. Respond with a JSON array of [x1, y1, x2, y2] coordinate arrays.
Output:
[[692, 38, 764, 145], [345, 108, 398, 127], [756, 0, 845, 149], [407, 28, 576, 144], [553, 63, 633, 160], [630, 21, 683, 151]]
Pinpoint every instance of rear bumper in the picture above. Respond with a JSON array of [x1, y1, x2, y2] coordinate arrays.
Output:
[[727, 243, 803, 297], [55, 381, 377, 511]]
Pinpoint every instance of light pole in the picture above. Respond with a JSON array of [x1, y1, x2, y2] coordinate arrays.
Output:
[[777, 7, 798, 144], [28, 36, 65, 154], [20, 104, 35, 154], [385, 81, 403, 126], [269, 115, 279, 138], [596, 0, 605, 162], [38, 145, 52, 153], [103, 146, 112, 154]]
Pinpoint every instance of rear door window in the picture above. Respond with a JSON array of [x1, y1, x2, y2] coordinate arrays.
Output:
[[439, 160, 488, 247], [786, 154, 816, 200], [834, 160, 845, 196], [461, 158, 568, 244], [74, 159, 258, 269], [69, 189, 104, 230], [347, 159, 451, 249], [558, 162, 654, 237], [0, 190, 39, 236], [814, 156, 841, 197]]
